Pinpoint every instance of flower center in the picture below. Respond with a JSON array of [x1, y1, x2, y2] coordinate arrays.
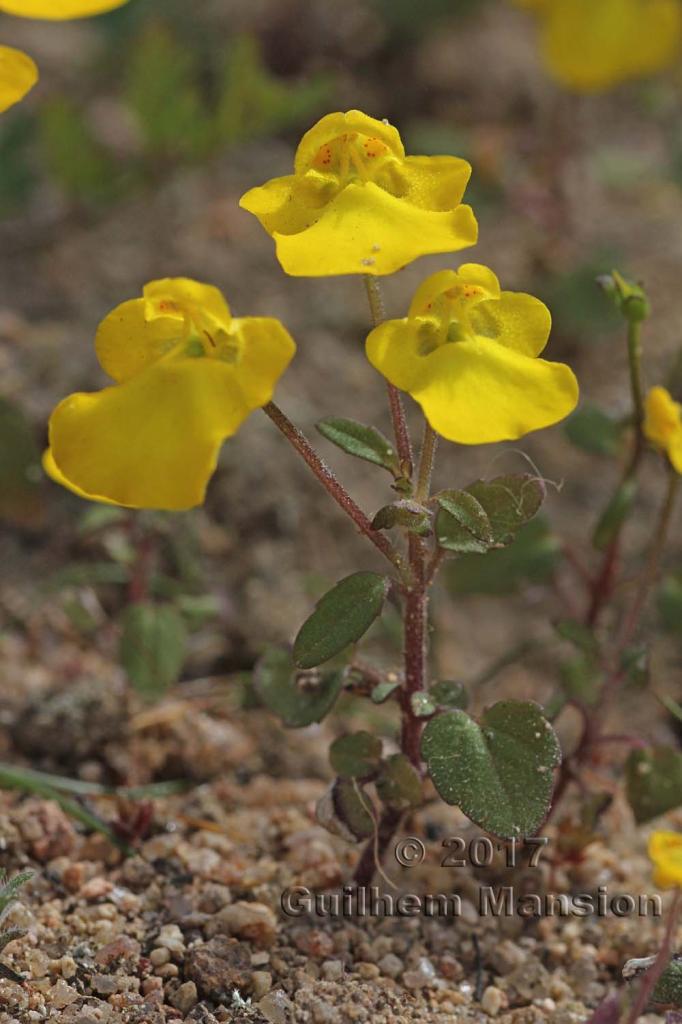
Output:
[[414, 284, 488, 356], [307, 132, 405, 198]]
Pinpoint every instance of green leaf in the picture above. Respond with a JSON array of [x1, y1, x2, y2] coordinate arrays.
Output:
[[120, 602, 187, 701], [466, 475, 545, 545], [410, 691, 436, 718], [371, 680, 400, 704], [559, 653, 601, 705], [448, 519, 559, 596], [554, 619, 599, 656], [0, 872, 32, 920], [625, 747, 682, 824], [316, 779, 374, 841], [376, 754, 422, 811], [254, 647, 345, 728], [565, 404, 623, 457], [593, 478, 637, 551], [293, 572, 389, 669], [430, 679, 469, 710], [421, 702, 561, 838], [435, 489, 493, 554], [372, 500, 431, 536], [316, 417, 400, 475], [330, 732, 383, 779]]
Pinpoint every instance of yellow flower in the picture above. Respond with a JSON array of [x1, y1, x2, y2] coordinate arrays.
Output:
[[365, 264, 578, 444], [644, 386, 682, 473], [0, 1, 129, 18], [239, 109, 478, 277], [0, 0, 129, 113], [649, 831, 682, 889], [44, 279, 296, 510], [514, 0, 681, 92], [0, 43, 36, 112]]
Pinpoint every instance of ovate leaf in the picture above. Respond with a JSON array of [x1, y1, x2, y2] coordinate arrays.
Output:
[[293, 572, 389, 669], [625, 747, 682, 824], [421, 702, 561, 838], [329, 732, 382, 779], [435, 489, 493, 554], [466, 474, 545, 545], [254, 647, 344, 728], [120, 602, 186, 701], [376, 754, 422, 811], [316, 417, 400, 475]]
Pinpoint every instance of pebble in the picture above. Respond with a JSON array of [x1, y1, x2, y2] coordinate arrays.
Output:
[[481, 985, 506, 1017], [377, 953, 403, 978], [251, 970, 273, 999], [154, 923, 185, 956], [403, 957, 437, 989], [355, 962, 380, 980], [258, 989, 293, 1024], [149, 947, 171, 967], [215, 900, 277, 947], [320, 959, 344, 981], [170, 980, 198, 1014], [185, 936, 252, 1000]]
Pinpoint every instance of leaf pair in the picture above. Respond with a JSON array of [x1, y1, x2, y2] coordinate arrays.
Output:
[[435, 474, 545, 555]]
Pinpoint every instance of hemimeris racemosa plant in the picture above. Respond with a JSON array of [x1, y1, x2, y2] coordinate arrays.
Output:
[[44, 109, 682, 885]]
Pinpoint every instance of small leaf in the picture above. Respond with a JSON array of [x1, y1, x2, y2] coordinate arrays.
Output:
[[330, 732, 383, 779], [376, 754, 422, 811], [120, 602, 186, 701], [435, 489, 493, 554], [625, 747, 682, 824], [316, 417, 400, 475], [430, 679, 468, 710], [371, 680, 400, 704], [410, 691, 436, 717], [0, 872, 32, 920], [254, 647, 344, 728], [559, 653, 601, 705], [593, 478, 637, 551], [565, 405, 623, 456], [293, 572, 389, 669], [421, 702, 561, 838], [372, 500, 432, 536], [466, 474, 545, 546], [554, 619, 599, 656], [316, 779, 374, 842]]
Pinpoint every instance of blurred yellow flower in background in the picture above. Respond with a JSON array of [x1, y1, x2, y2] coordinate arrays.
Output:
[[44, 279, 296, 510], [649, 831, 682, 888], [366, 264, 578, 444], [514, 0, 681, 92], [0, 0, 130, 113], [644, 386, 682, 473], [240, 109, 478, 277]]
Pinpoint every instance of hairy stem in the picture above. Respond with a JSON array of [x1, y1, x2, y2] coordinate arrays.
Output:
[[364, 275, 413, 476], [415, 422, 438, 504], [263, 401, 405, 575]]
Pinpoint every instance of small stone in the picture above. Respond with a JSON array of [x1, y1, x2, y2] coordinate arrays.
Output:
[[403, 957, 437, 990], [355, 962, 380, 980], [156, 963, 179, 978], [481, 985, 506, 1017], [155, 924, 185, 956], [50, 979, 79, 1009], [216, 901, 277, 947], [170, 981, 198, 1015], [320, 960, 344, 981], [251, 971, 272, 999], [377, 953, 403, 979], [149, 948, 171, 967], [251, 951, 270, 967], [293, 928, 335, 959], [92, 974, 118, 996], [95, 935, 141, 967], [259, 990, 293, 1024], [185, 937, 252, 1001]]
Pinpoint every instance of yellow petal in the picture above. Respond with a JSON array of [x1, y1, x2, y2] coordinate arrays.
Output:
[[399, 155, 472, 211], [48, 319, 295, 509], [294, 110, 404, 175], [644, 386, 682, 473], [470, 292, 552, 357], [95, 299, 185, 384], [0, 0, 129, 17], [367, 323, 577, 444], [43, 448, 118, 504], [539, 0, 681, 92], [0, 44, 37, 114], [649, 831, 682, 889], [143, 278, 231, 329], [272, 181, 478, 277]]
